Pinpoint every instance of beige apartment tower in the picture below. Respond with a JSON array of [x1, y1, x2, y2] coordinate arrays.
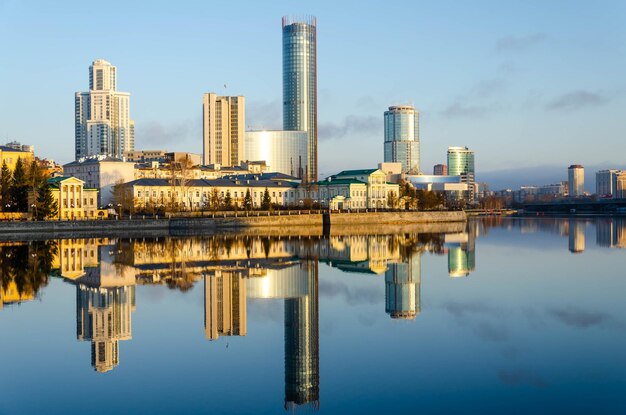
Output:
[[202, 93, 245, 166], [75, 59, 134, 160]]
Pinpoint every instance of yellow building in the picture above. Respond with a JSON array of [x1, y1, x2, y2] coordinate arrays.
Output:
[[1, 280, 35, 308], [0, 145, 34, 171], [45, 177, 101, 219]]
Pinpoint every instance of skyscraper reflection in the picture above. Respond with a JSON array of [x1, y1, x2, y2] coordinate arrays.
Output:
[[76, 284, 135, 373], [204, 271, 247, 340], [596, 218, 626, 249], [385, 254, 421, 319], [52, 239, 137, 373], [284, 261, 320, 410], [445, 223, 477, 278], [569, 219, 585, 253]]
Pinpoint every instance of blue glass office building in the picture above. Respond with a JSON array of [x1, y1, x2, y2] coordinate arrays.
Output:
[[283, 16, 317, 182], [384, 105, 420, 173]]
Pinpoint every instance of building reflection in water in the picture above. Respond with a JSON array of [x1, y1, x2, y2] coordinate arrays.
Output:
[[569, 219, 585, 253], [76, 284, 135, 373], [596, 218, 626, 249], [204, 270, 247, 340], [445, 222, 477, 278], [284, 261, 320, 410], [51, 238, 136, 373], [385, 255, 421, 319]]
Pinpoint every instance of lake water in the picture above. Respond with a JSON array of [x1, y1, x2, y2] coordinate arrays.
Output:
[[1, 217, 625, 414]]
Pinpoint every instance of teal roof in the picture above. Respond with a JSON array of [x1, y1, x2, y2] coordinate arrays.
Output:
[[334, 168, 378, 176], [47, 176, 72, 189], [314, 178, 367, 186]]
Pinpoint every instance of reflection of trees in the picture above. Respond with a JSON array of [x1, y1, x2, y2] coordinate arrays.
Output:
[[0, 241, 57, 301]]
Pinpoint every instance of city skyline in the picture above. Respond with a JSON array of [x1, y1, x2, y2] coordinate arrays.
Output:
[[1, 1, 625, 188]]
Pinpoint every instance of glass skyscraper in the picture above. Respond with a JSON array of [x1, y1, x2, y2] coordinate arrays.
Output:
[[282, 16, 317, 182], [384, 105, 420, 174], [447, 146, 475, 176]]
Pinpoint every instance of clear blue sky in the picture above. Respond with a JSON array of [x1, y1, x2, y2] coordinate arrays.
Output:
[[1, 0, 625, 188]]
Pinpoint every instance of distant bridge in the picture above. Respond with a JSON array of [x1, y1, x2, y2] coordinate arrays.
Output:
[[523, 199, 626, 214]]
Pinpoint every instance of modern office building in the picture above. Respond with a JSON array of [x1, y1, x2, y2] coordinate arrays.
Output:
[[75, 59, 134, 160], [384, 105, 420, 174], [447, 147, 474, 177], [617, 172, 626, 199], [202, 93, 245, 166], [433, 164, 447, 176], [283, 16, 318, 182], [568, 165, 584, 197], [596, 169, 622, 198], [244, 130, 308, 178]]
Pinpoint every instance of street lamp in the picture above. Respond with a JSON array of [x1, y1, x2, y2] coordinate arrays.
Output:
[[117, 203, 122, 219], [31, 203, 37, 221]]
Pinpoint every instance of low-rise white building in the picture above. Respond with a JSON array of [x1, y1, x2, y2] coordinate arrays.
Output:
[[125, 177, 299, 211], [64, 156, 135, 207]]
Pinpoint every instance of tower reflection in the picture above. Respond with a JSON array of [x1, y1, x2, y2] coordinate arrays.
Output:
[[445, 222, 477, 278], [52, 239, 136, 373], [385, 254, 421, 319], [284, 261, 320, 410], [204, 270, 247, 340], [569, 219, 585, 253], [76, 284, 134, 373]]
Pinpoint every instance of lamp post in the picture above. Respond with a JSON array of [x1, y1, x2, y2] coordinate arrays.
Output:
[[117, 203, 122, 220], [31, 203, 37, 221]]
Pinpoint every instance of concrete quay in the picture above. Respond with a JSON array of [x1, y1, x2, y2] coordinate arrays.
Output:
[[0, 210, 467, 240]]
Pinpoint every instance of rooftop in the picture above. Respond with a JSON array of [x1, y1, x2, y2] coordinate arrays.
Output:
[[334, 169, 379, 177], [0, 145, 29, 153], [64, 156, 128, 166]]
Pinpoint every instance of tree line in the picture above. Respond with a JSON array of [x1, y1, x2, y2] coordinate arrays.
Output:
[[0, 158, 57, 219]]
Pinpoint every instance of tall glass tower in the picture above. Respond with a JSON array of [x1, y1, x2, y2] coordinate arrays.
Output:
[[282, 16, 317, 182], [447, 146, 475, 176], [384, 105, 420, 174]]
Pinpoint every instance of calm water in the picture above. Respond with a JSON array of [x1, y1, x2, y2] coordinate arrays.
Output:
[[1, 217, 625, 415]]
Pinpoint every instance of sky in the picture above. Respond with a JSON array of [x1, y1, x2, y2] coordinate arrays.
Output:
[[1, 0, 625, 189]]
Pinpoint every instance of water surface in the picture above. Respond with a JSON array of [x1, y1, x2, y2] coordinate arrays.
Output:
[[1, 217, 625, 414]]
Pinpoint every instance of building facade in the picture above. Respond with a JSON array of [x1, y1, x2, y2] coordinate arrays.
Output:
[[447, 147, 475, 176], [75, 59, 134, 160], [433, 164, 448, 176], [244, 130, 308, 179], [384, 105, 420, 174], [308, 169, 400, 209], [40, 177, 100, 220], [283, 16, 318, 182], [596, 169, 622, 198], [0, 145, 34, 171], [568, 165, 584, 197], [125, 177, 299, 211], [63, 157, 135, 207], [202, 93, 245, 167]]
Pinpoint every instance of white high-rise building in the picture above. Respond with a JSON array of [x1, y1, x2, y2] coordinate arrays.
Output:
[[568, 165, 584, 197], [75, 59, 135, 160]]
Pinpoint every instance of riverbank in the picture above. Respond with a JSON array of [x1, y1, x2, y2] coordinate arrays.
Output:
[[0, 210, 467, 240]]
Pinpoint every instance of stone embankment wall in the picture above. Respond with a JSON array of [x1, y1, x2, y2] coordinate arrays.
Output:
[[0, 211, 467, 240]]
